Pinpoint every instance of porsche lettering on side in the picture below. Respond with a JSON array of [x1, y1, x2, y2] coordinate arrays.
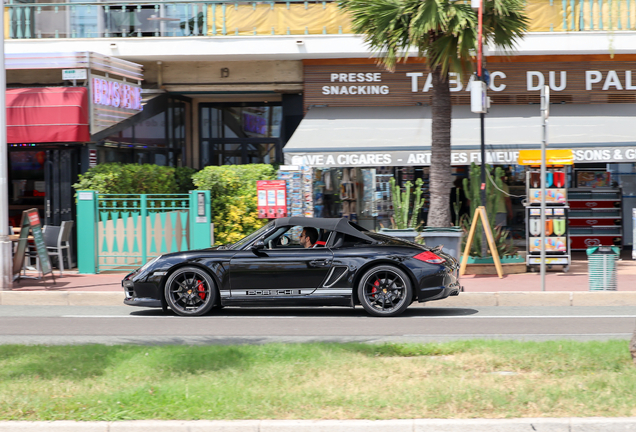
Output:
[[122, 217, 461, 317]]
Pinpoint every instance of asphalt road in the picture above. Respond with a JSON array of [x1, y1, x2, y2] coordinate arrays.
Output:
[[1, 305, 635, 345]]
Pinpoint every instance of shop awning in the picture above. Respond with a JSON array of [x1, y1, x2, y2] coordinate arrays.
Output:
[[283, 104, 636, 167], [7, 87, 90, 143]]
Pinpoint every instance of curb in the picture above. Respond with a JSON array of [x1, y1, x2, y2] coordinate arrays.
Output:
[[1, 418, 636, 432], [3, 291, 636, 307], [0, 291, 124, 306], [432, 291, 636, 307]]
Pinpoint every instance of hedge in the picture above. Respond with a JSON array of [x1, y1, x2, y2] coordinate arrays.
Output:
[[192, 164, 277, 244]]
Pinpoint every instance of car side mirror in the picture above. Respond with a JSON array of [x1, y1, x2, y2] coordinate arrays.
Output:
[[251, 239, 265, 251]]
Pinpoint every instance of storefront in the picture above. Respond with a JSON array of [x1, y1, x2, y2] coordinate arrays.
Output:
[[283, 57, 636, 246], [6, 52, 144, 227]]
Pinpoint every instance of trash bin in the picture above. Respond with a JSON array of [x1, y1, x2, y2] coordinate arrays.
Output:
[[419, 227, 463, 262], [587, 246, 620, 291], [378, 228, 418, 243]]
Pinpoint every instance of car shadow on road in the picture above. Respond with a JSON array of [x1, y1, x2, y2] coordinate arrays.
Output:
[[130, 306, 479, 318]]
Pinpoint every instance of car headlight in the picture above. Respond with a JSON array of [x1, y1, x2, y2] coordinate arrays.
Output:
[[138, 256, 161, 274]]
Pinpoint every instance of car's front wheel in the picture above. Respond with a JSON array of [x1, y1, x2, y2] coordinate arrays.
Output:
[[357, 265, 412, 317], [164, 266, 217, 316]]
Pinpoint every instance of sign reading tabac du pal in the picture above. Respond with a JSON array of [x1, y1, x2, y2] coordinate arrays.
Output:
[[303, 58, 636, 109], [89, 73, 143, 135]]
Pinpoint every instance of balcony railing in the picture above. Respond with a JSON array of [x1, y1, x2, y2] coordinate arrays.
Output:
[[5, 0, 636, 40]]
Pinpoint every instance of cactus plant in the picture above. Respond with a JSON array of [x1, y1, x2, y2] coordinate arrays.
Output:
[[452, 190, 462, 226], [460, 163, 516, 258], [389, 177, 425, 229]]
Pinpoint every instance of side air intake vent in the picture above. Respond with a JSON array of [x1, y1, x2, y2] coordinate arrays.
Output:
[[324, 266, 348, 287]]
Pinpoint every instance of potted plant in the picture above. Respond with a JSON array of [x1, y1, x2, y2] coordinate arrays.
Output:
[[460, 163, 525, 275], [378, 177, 425, 242]]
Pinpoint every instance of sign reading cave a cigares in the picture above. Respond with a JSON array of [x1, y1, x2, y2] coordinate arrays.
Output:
[[303, 57, 636, 109], [287, 146, 636, 168]]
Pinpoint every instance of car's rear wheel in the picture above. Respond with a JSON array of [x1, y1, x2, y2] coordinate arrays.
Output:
[[357, 265, 412, 317], [164, 266, 217, 316]]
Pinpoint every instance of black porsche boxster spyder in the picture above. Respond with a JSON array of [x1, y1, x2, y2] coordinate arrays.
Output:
[[122, 217, 461, 317]]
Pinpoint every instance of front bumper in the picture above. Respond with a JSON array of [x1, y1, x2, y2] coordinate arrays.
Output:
[[123, 296, 162, 308], [123, 277, 163, 308]]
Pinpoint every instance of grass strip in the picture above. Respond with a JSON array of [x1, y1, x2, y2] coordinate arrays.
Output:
[[1, 340, 635, 420]]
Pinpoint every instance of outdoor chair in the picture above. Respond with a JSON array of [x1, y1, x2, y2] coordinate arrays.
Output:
[[26, 221, 75, 277], [45, 220, 74, 276]]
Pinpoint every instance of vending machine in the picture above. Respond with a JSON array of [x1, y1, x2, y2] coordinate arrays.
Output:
[[524, 167, 571, 272]]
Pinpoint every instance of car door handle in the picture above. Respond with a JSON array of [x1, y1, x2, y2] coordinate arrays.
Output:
[[309, 259, 331, 267]]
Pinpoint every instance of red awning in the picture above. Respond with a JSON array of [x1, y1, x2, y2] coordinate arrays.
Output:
[[7, 87, 90, 143]]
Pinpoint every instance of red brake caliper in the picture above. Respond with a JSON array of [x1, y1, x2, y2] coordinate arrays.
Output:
[[197, 280, 206, 300], [371, 279, 380, 298]]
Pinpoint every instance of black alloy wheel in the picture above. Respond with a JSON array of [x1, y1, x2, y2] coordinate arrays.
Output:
[[357, 265, 412, 317], [164, 266, 217, 316]]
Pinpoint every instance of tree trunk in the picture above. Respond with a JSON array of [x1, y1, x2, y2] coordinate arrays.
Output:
[[426, 65, 452, 227]]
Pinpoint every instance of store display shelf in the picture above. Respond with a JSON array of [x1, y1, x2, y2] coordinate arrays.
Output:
[[570, 235, 623, 250], [567, 209, 621, 216], [569, 201, 621, 209], [568, 199, 621, 201], [570, 228, 622, 235]]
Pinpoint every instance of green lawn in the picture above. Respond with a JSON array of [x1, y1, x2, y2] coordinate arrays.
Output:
[[1, 341, 635, 420]]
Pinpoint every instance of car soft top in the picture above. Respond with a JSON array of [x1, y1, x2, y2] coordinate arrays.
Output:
[[272, 217, 376, 243]]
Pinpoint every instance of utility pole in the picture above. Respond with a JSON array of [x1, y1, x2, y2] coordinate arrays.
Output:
[[471, 0, 488, 256], [0, 0, 12, 290], [540, 85, 550, 291], [477, 0, 485, 210]]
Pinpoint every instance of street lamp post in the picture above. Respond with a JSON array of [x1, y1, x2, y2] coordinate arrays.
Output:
[[477, 0, 486, 211], [470, 0, 488, 256], [0, 0, 12, 290], [540, 85, 550, 292]]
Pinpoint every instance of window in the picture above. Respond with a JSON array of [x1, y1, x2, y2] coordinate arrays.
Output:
[[98, 97, 187, 167], [199, 102, 283, 166]]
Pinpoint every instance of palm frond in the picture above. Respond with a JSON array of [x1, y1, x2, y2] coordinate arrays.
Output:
[[339, 0, 414, 71], [482, 0, 529, 50], [339, 0, 528, 73]]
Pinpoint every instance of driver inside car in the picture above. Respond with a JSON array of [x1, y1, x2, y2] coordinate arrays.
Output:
[[300, 227, 318, 248]]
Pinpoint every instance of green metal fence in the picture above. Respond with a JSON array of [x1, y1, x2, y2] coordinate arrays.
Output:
[[77, 190, 211, 274]]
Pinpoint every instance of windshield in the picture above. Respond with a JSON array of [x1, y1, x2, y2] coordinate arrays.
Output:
[[227, 221, 276, 250]]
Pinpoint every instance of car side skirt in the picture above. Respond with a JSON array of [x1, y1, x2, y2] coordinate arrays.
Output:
[[222, 295, 351, 307]]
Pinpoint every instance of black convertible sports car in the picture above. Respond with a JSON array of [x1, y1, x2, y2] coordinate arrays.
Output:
[[123, 217, 461, 317]]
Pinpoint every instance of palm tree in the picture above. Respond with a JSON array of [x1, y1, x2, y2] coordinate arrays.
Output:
[[339, 0, 528, 227]]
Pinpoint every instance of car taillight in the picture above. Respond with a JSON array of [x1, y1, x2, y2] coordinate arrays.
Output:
[[413, 251, 446, 264]]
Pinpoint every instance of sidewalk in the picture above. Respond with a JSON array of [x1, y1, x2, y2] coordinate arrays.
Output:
[[7, 271, 126, 292], [3, 253, 636, 307], [461, 251, 636, 292], [6, 252, 636, 293]]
